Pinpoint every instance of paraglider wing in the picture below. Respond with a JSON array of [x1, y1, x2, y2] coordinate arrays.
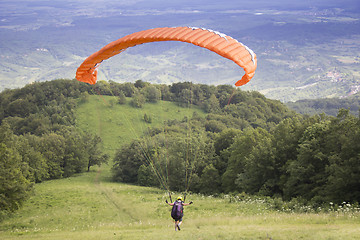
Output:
[[76, 27, 257, 86]]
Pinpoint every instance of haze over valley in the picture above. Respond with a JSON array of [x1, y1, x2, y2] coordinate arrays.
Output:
[[1, 0, 359, 101]]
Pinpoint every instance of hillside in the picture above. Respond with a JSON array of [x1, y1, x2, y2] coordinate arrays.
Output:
[[1, 79, 360, 239], [286, 93, 360, 116], [73, 81, 360, 206], [2, 79, 360, 209], [76, 94, 206, 156], [0, 79, 296, 217]]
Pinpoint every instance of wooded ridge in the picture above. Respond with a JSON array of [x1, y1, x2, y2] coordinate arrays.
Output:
[[1, 79, 359, 220]]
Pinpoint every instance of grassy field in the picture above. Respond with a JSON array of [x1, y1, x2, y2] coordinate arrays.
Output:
[[1, 95, 360, 239], [76, 95, 206, 157], [1, 165, 360, 239]]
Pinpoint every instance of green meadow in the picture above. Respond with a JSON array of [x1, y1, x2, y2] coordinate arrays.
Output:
[[1, 167, 360, 240], [1, 95, 360, 239], [76, 95, 206, 156]]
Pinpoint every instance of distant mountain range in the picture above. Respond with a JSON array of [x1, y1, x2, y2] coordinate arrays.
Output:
[[1, 0, 359, 102]]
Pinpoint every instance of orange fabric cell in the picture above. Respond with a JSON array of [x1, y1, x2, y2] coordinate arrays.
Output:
[[76, 27, 257, 86]]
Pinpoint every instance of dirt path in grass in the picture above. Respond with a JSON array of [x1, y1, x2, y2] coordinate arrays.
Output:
[[94, 167, 139, 222]]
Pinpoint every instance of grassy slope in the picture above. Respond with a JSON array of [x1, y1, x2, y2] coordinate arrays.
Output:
[[1, 95, 360, 239], [76, 95, 206, 157], [1, 169, 359, 240]]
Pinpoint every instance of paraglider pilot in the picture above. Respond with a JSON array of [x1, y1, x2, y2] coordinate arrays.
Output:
[[166, 196, 193, 231]]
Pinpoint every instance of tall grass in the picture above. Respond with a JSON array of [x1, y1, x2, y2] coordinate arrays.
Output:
[[1, 168, 359, 239]]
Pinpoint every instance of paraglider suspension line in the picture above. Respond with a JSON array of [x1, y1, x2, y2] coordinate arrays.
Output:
[[227, 88, 237, 106]]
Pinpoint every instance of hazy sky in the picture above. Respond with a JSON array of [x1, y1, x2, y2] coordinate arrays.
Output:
[[1, 0, 359, 31], [1, 0, 359, 12]]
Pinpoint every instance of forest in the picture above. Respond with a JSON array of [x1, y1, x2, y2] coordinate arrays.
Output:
[[1, 79, 359, 220], [0, 80, 109, 218], [110, 80, 360, 207], [286, 94, 360, 116]]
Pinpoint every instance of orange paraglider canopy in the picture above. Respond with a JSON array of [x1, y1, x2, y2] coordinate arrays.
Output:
[[76, 27, 257, 87]]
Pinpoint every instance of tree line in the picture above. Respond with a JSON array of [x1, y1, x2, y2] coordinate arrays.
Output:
[[286, 93, 360, 116], [0, 78, 294, 217], [0, 80, 108, 219], [1, 78, 359, 218], [110, 80, 360, 207]]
